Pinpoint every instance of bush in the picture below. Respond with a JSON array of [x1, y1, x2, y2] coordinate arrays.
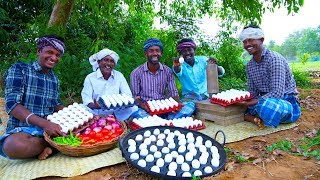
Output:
[[292, 70, 313, 88]]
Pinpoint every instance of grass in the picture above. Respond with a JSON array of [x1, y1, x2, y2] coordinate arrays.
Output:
[[289, 61, 320, 72]]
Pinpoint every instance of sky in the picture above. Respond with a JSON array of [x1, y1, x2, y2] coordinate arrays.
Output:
[[198, 0, 320, 45]]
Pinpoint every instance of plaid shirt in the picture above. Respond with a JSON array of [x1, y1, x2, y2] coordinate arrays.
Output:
[[246, 46, 298, 99], [5, 61, 61, 131]]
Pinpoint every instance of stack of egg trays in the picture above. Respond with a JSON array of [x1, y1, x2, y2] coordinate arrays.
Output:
[[210, 93, 254, 107], [98, 94, 137, 110], [145, 102, 182, 116]]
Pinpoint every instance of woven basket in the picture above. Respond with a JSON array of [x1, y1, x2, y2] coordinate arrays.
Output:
[[44, 121, 127, 157]]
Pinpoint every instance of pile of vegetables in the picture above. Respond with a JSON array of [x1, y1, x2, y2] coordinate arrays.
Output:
[[52, 115, 124, 146]]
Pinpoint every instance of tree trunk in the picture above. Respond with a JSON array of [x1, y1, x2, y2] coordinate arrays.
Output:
[[48, 0, 75, 28]]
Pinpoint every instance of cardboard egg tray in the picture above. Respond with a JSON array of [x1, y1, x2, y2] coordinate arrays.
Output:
[[210, 93, 254, 107]]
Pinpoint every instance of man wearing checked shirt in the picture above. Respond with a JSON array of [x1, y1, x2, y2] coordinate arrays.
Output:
[[235, 25, 301, 129], [0, 35, 66, 160]]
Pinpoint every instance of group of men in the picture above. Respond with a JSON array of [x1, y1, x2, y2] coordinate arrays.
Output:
[[0, 25, 301, 160]]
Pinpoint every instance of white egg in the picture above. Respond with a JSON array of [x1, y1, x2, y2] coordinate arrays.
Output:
[[199, 155, 208, 164], [179, 56, 184, 63], [178, 138, 187, 146], [201, 151, 210, 158], [156, 139, 165, 146], [196, 136, 203, 142], [167, 170, 176, 176], [178, 145, 186, 153], [185, 152, 193, 161], [173, 130, 181, 136], [158, 133, 166, 140], [210, 146, 219, 154], [166, 137, 174, 144], [128, 139, 136, 146], [195, 140, 203, 148], [192, 159, 200, 169], [139, 143, 147, 150], [164, 153, 173, 163], [205, 140, 213, 148], [189, 148, 198, 156], [186, 132, 193, 139], [167, 142, 175, 149], [204, 166, 213, 173], [144, 138, 151, 145], [176, 155, 184, 164], [177, 134, 185, 140], [182, 172, 192, 177], [149, 145, 157, 153], [211, 158, 220, 167], [167, 132, 175, 139], [153, 128, 160, 135], [145, 154, 154, 162], [144, 130, 151, 137], [149, 135, 157, 142], [137, 159, 147, 167], [139, 149, 148, 156], [170, 151, 178, 158], [187, 136, 195, 143], [154, 151, 162, 158], [161, 147, 170, 154], [156, 158, 165, 167], [199, 145, 207, 153], [181, 162, 190, 172], [130, 153, 139, 160], [164, 129, 170, 134], [135, 134, 143, 141], [128, 146, 136, 153], [168, 161, 178, 171], [212, 151, 220, 159], [194, 170, 203, 176], [150, 166, 160, 173]]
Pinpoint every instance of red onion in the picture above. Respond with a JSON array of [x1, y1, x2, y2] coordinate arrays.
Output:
[[90, 122, 98, 129], [111, 122, 120, 129], [97, 119, 107, 127], [93, 127, 102, 133], [105, 125, 112, 130]]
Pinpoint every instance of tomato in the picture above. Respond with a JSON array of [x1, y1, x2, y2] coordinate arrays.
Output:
[[88, 131, 96, 139], [95, 132, 103, 138], [115, 128, 123, 134]]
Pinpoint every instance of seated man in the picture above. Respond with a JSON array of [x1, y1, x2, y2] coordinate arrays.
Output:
[[130, 38, 195, 119], [81, 48, 138, 121], [235, 25, 301, 128], [0, 35, 65, 160], [173, 38, 225, 101]]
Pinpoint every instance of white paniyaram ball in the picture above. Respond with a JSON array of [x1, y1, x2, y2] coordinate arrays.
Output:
[[178, 138, 187, 146], [204, 166, 213, 173], [167, 132, 175, 139], [139, 143, 147, 150], [167, 142, 175, 149], [167, 170, 176, 176], [137, 159, 147, 167], [187, 136, 195, 143], [199, 155, 208, 164], [182, 172, 192, 177], [149, 135, 157, 142], [145, 154, 154, 162], [212, 151, 220, 159], [185, 152, 193, 161], [211, 157, 220, 167], [186, 132, 193, 139], [178, 145, 186, 153], [128, 139, 136, 146], [158, 133, 166, 140], [156, 139, 165, 146], [128, 146, 136, 153], [205, 140, 213, 148], [176, 155, 184, 164], [194, 170, 203, 176], [135, 134, 143, 141], [189, 148, 198, 156], [161, 147, 170, 154], [154, 151, 162, 158], [201, 151, 209, 158], [166, 136, 174, 143], [173, 130, 181, 136], [139, 149, 148, 156], [156, 158, 165, 167], [130, 153, 139, 160], [195, 140, 203, 148], [170, 151, 178, 158], [164, 153, 173, 163], [144, 130, 151, 137], [164, 129, 170, 134], [150, 145, 158, 152], [181, 162, 190, 172], [196, 136, 203, 142], [199, 145, 207, 153], [144, 138, 151, 145], [150, 166, 160, 173], [177, 134, 185, 140], [153, 128, 160, 135], [168, 161, 178, 171], [210, 146, 219, 154], [187, 143, 195, 150], [192, 159, 200, 169]]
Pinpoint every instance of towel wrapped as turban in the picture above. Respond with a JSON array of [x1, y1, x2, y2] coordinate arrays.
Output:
[[36, 35, 65, 54], [176, 39, 196, 53], [89, 48, 120, 71], [239, 27, 264, 42], [143, 38, 163, 52]]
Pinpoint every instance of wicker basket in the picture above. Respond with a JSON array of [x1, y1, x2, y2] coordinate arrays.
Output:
[[44, 121, 127, 157]]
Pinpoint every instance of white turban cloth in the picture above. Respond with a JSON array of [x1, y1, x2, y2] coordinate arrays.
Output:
[[239, 27, 265, 42], [89, 48, 120, 71]]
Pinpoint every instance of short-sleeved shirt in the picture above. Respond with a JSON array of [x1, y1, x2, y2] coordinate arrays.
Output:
[[130, 62, 179, 101], [5, 61, 61, 131], [246, 47, 298, 99], [173, 56, 225, 97]]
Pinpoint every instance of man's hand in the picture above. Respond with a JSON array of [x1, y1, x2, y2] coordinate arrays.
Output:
[[87, 98, 101, 109], [43, 121, 63, 137], [235, 99, 258, 107], [208, 57, 218, 65], [173, 57, 181, 67]]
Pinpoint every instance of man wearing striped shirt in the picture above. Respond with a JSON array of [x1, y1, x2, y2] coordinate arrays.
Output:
[[130, 38, 195, 119], [236, 25, 301, 128]]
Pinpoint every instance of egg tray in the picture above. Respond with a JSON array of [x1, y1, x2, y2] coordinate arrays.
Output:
[[97, 97, 137, 111], [68, 115, 99, 135], [128, 121, 206, 131], [145, 103, 183, 116], [119, 126, 226, 179], [210, 93, 254, 107]]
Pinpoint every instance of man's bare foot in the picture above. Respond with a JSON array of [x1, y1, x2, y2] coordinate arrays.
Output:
[[244, 114, 265, 129], [38, 147, 52, 160]]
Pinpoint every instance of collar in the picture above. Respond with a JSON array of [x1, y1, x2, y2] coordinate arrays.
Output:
[[96, 68, 114, 79], [142, 62, 164, 72], [32, 61, 53, 75]]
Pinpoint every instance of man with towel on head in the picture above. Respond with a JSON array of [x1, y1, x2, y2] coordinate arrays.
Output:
[[235, 25, 301, 128], [81, 48, 138, 121], [173, 38, 225, 101], [130, 38, 195, 119], [0, 35, 66, 160]]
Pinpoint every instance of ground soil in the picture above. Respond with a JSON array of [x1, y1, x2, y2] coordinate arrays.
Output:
[[61, 88, 319, 180]]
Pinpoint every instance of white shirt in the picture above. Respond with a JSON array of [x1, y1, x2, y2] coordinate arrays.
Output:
[[81, 69, 137, 120]]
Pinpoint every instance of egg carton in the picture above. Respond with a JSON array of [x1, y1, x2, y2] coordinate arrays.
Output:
[[129, 116, 205, 131], [145, 97, 182, 115], [98, 94, 137, 110], [47, 103, 98, 134], [210, 89, 254, 106]]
